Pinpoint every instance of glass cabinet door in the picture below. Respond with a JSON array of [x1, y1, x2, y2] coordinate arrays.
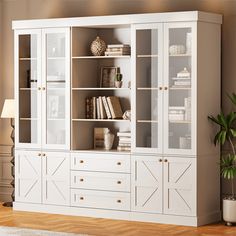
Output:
[[42, 28, 70, 149], [164, 23, 195, 154], [133, 24, 163, 153], [16, 30, 41, 148]]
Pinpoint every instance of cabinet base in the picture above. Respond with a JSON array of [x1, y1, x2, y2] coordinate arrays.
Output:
[[13, 202, 221, 227]]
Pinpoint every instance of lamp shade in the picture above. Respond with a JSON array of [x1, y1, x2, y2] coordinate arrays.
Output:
[[1, 99, 15, 118]]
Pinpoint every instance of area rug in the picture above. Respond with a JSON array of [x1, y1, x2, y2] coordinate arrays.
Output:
[[0, 226, 88, 236]]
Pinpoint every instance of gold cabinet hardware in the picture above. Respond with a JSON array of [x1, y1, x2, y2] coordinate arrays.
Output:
[[38, 153, 41, 156], [117, 181, 121, 184], [42, 153, 46, 157], [80, 160, 84, 163], [164, 86, 168, 90], [117, 199, 121, 203], [117, 162, 121, 165], [80, 197, 84, 200], [80, 178, 84, 182], [42, 87, 46, 90], [38, 87, 41, 90], [164, 159, 168, 162], [159, 159, 162, 162], [159, 87, 163, 90]]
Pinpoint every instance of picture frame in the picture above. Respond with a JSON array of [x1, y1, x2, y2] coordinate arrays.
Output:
[[94, 127, 109, 149], [48, 95, 59, 118], [100, 66, 119, 88]]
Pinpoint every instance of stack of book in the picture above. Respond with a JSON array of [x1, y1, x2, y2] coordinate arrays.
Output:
[[105, 44, 131, 56], [86, 96, 123, 119], [169, 107, 185, 121], [171, 67, 191, 88], [117, 131, 131, 151]]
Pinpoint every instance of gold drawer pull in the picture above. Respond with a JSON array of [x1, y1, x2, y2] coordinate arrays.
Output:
[[42, 153, 46, 157], [164, 86, 168, 90], [38, 153, 41, 156], [159, 159, 162, 162], [117, 181, 121, 184], [80, 197, 84, 200], [80, 160, 84, 163], [42, 87, 46, 90], [38, 87, 41, 91], [159, 87, 163, 90], [117, 162, 121, 166], [80, 178, 84, 182], [164, 159, 168, 162], [117, 199, 121, 203]]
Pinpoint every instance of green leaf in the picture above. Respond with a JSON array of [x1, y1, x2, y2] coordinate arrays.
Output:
[[220, 130, 226, 144], [230, 129, 236, 137], [218, 112, 227, 129]]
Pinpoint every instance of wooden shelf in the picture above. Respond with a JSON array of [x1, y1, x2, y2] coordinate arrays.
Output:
[[137, 87, 159, 90], [72, 55, 130, 59], [169, 120, 191, 124], [137, 54, 158, 58], [72, 87, 130, 91], [72, 119, 130, 122], [19, 57, 37, 61], [20, 118, 37, 121], [169, 54, 191, 57], [19, 88, 37, 91], [137, 120, 158, 123]]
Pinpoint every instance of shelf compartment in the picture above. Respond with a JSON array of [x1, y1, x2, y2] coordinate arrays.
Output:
[[72, 119, 130, 122], [72, 88, 130, 91]]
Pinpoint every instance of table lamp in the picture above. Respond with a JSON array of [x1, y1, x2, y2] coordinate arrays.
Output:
[[1, 99, 15, 207]]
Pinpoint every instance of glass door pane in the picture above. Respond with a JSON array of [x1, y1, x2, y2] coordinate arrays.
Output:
[[135, 26, 162, 151], [18, 32, 40, 145], [167, 26, 192, 151], [45, 32, 67, 146]]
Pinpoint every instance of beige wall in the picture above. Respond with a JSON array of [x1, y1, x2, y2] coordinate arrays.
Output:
[[0, 0, 235, 194]]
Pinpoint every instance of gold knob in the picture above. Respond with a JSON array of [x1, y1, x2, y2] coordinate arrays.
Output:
[[117, 181, 121, 184], [38, 153, 41, 156], [159, 87, 163, 90], [38, 87, 41, 90], [159, 159, 162, 162], [164, 159, 168, 162], [117, 200, 121, 203], [80, 197, 84, 200], [42, 153, 46, 157], [80, 160, 84, 163], [80, 178, 84, 182], [42, 87, 46, 90], [164, 86, 168, 90], [117, 162, 121, 166]]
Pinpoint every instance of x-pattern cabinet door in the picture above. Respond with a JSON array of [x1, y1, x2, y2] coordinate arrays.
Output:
[[163, 157, 196, 216], [132, 155, 163, 213], [15, 150, 42, 203], [42, 152, 70, 206]]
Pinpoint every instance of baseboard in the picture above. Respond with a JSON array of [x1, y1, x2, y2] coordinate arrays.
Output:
[[13, 202, 200, 226], [197, 211, 222, 226]]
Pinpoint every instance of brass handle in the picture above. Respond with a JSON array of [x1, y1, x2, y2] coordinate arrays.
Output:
[[80, 178, 84, 182], [117, 162, 121, 166], [164, 86, 168, 90], [117, 199, 121, 203], [117, 181, 121, 184], [38, 153, 41, 156], [38, 87, 41, 91], [159, 87, 163, 90], [42, 153, 46, 157], [80, 197, 84, 200], [159, 159, 162, 162], [42, 87, 46, 90], [80, 160, 84, 163], [164, 159, 168, 162]]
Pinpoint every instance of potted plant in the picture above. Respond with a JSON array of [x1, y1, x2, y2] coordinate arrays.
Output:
[[115, 73, 123, 88], [208, 93, 236, 226]]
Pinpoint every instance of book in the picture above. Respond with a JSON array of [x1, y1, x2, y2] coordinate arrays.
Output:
[[107, 44, 130, 48], [102, 96, 112, 119], [106, 48, 131, 52], [92, 97, 97, 119], [96, 98, 101, 119], [117, 146, 131, 151], [105, 52, 130, 56], [94, 127, 109, 149], [119, 137, 131, 142], [117, 131, 131, 137], [86, 97, 90, 119], [107, 96, 123, 119], [99, 96, 106, 119]]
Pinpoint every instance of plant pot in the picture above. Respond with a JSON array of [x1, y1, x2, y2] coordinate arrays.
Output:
[[115, 81, 122, 88], [223, 198, 236, 225]]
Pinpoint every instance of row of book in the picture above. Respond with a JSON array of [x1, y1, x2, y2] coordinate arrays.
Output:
[[105, 44, 131, 56], [117, 131, 131, 151], [86, 96, 123, 119]]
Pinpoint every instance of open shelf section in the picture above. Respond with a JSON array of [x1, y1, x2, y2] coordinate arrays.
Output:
[[72, 55, 130, 59], [72, 118, 130, 122], [72, 87, 130, 91]]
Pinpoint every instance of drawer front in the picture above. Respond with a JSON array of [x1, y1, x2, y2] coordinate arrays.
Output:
[[71, 189, 130, 211], [71, 171, 130, 192], [71, 153, 130, 173]]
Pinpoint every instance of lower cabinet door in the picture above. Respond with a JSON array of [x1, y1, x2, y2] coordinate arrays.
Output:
[[163, 157, 196, 216], [131, 155, 163, 213], [42, 151, 70, 206], [15, 150, 42, 203]]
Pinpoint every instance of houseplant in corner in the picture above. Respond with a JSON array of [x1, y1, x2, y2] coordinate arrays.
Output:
[[208, 93, 236, 226]]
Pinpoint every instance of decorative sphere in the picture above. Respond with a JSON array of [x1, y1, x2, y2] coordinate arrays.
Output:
[[90, 36, 106, 56]]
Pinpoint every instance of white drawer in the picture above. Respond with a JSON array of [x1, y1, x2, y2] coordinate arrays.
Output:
[[71, 189, 130, 211], [71, 153, 130, 173], [71, 171, 130, 192]]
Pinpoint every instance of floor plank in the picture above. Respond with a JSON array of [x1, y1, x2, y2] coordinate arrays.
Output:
[[0, 204, 235, 236]]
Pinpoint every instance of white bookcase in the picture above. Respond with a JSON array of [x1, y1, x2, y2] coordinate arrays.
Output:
[[13, 11, 222, 226]]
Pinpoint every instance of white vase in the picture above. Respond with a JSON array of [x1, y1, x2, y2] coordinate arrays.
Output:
[[115, 81, 122, 88], [104, 131, 115, 150]]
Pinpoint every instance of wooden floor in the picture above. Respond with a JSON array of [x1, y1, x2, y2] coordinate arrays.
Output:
[[0, 205, 235, 236]]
